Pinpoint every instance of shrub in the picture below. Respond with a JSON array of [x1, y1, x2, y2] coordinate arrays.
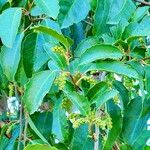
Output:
[[0, 0, 150, 150]]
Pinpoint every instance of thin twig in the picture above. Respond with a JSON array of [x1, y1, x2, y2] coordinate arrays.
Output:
[[28, 0, 34, 11], [83, 20, 93, 26], [31, 17, 48, 22], [17, 107, 23, 150], [23, 112, 28, 148], [23, 22, 33, 33], [142, 57, 150, 61], [16, 84, 23, 150], [69, 74, 78, 92], [134, 0, 150, 6], [94, 111, 100, 150], [94, 72, 106, 150], [115, 142, 120, 150]]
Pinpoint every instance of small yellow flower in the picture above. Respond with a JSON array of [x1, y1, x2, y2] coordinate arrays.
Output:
[[52, 45, 65, 56], [83, 75, 97, 85], [54, 72, 68, 90]]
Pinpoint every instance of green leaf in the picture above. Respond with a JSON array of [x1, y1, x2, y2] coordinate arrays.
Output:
[[145, 65, 150, 98], [22, 70, 56, 114], [103, 100, 122, 150], [0, 34, 24, 81], [69, 59, 80, 75], [122, 97, 148, 146], [12, 0, 27, 7], [32, 26, 72, 49], [64, 83, 90, 115], [71, 124, 94, 150], [131, 6, 149, 22], [130, 46, 146, 59], [65, 92, 90, 116], [0, 136, 9, 150], [23, 20, 60, 76], [30, 6, 43, 16], [0, 0, 8, 9], [52, 97, 69, 141], [86, 81, 109, 100], [31, 112, 53, 140], [128, 61, 145, 78], [5, 125, 20, 150], [27, 115, 50, 145], [113, 80, 129, 109], [101, 34, 115, 44], [131, 129, 150, 150], [48, 60, 61, 72], [0, 65, 8, 89], [93, 0, 135, 36], [22, 32, 38, 78], [107, 0, 135, 25], [15, 58, 28, 86], [110, 19, 129, 40], [44, 44, 67, 70], [22, 32, 49, 77], [142, 98, 150, 116], [58, 0, 90, 29], [89, 0, 97, 10], [41, 19, 62, 44], [34, 0, 60, 19], [93, 89, 119, 109], [74, 37, 99, 57], [24, 144, 58, 150], [80, 61, 139, 79], [0, 8, 22, 47], [122, 16, 150, 39], [33, 34, 49, 72], [71, 22, 85, 48], [93, 0, 112, 35], [79, 44, 123, 65]]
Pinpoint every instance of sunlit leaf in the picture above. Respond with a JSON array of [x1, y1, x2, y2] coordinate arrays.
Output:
[[34, 0, 60, 19], [0, 8, 22, 47], [23, 71, 56, 114]]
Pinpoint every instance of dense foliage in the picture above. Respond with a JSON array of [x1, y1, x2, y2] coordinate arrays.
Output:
[[0, 0, 150, 150]]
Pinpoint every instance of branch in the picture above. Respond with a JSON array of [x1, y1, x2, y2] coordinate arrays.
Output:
[[23, 22, 33, 33], [94, 112, 100, 150], [16, 84, 23, 150], [23, 110, 28, 148], [83, 20, 93, 26], [94, 72, 106, 150], [142, 56, 150, 61], [134, 0, 150, 6]]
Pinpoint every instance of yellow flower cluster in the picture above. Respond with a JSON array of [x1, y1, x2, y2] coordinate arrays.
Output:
[[8, 83, 14, 97], [83, 75, 97, 85], [52, 45, 71, 65], [90, 70, 99, 75], [62, 96, 72, 112], [113, 95, 120, 104], [68, 111, 112, 130], [54, 72, 69, 90], [124, 76, 133, 89], [52, 45, 65, 56]]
